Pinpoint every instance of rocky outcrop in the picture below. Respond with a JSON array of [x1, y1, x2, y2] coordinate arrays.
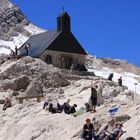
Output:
[[0, 75, 30, 91], [0, 2, 30, 41], [25, 82, 43, 97]]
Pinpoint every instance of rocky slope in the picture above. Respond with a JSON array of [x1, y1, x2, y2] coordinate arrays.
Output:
[[0, 0, 45, 54], [0, 57, 140, 140]]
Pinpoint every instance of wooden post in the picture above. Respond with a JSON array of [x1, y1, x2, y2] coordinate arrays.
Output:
[[37, 97, 41, 102], [19, 98, 23, 104]]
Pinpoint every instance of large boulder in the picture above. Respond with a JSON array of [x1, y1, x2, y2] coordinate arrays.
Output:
[[44, 71, 70, 88], [1, 75, 30, 91], [25, 82, 44, 97]]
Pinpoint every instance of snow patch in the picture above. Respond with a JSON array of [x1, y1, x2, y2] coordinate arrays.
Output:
[[88, 67, 140, 94], [24, 23, 46, 35]]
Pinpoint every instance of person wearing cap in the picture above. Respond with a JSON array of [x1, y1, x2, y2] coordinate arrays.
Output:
[[90, 85, 98, 112], [81, 118, 95, 140]]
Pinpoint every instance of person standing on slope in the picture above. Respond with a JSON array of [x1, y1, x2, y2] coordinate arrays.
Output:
[[118, 77, 122, 86], [108, 73, 114, 81], [90, 85, 98, 112]]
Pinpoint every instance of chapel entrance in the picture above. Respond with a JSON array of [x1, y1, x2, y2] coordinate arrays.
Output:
[[61, 55, 73, 69]]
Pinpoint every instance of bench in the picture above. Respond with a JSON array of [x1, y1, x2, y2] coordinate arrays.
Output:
[[16, 96, 44, 104]]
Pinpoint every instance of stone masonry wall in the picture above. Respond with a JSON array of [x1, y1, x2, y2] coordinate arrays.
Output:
[[39, 50, 86, 68]]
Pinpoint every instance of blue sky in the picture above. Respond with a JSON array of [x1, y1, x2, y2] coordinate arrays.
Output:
[[11, 0, 140, 66]]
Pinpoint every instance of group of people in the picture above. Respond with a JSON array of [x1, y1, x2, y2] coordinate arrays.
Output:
[[70, 63, 87, 72], [81, 118, 135, 140], [43, 99, 77, 114], [108, 73, 123, 86], [10, 43, 31, 60], [43, 82, 98, 115]]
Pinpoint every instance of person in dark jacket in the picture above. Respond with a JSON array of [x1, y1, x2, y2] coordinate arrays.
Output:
[[70, 104, 77, 113], [82, 118, 95, 140], [48, 103, 56, 113], [63, 99, 71, 114], [63, 99, 77, 114], [108, 73, 114, 81], [56, 103, 63, 113], [90, 85, 98, 112], [118, 77, 122, 86], [43, 101, 49, 109]]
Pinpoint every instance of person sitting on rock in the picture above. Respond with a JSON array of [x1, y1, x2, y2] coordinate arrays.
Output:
[[108, 73, 114, 81], [3, 97, 12, 111], [81, 118, 95, 140], [90, 85, 98, 112], [56, 103, 63, 113], [43, 101, 49, 110], [105, 122, 126, 140], [48, 103, 57, 114], [70, 104, 77, 113], [63, 99, 71, 114], [63, 99, 77, 114]]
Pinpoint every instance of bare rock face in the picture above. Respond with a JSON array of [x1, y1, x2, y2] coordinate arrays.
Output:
[[49, 71, 70, 87], [0, 0, 30, 41], [0, 57, 70, 94], [1, 75, 30, 91], [113, 114, 131, 122]]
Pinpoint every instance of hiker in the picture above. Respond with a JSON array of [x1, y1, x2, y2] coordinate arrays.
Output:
[[15, 46, 18, 59], [24, 43, 30, 56], [90, 85, 98, 112], [108, 73, 113, 81], [118, 77, 122, 86], [3, 97, 11, 110], [70, 63, 75, 73], [43, 101, 49, 109], [81, 118, 95, 140], [85, 103, 92, 112]]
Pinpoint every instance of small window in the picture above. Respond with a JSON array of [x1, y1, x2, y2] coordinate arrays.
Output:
[[46, 55, 52, 64]]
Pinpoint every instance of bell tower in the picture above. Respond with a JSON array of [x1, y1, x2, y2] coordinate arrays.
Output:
[[57, 12, 71, 32]]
